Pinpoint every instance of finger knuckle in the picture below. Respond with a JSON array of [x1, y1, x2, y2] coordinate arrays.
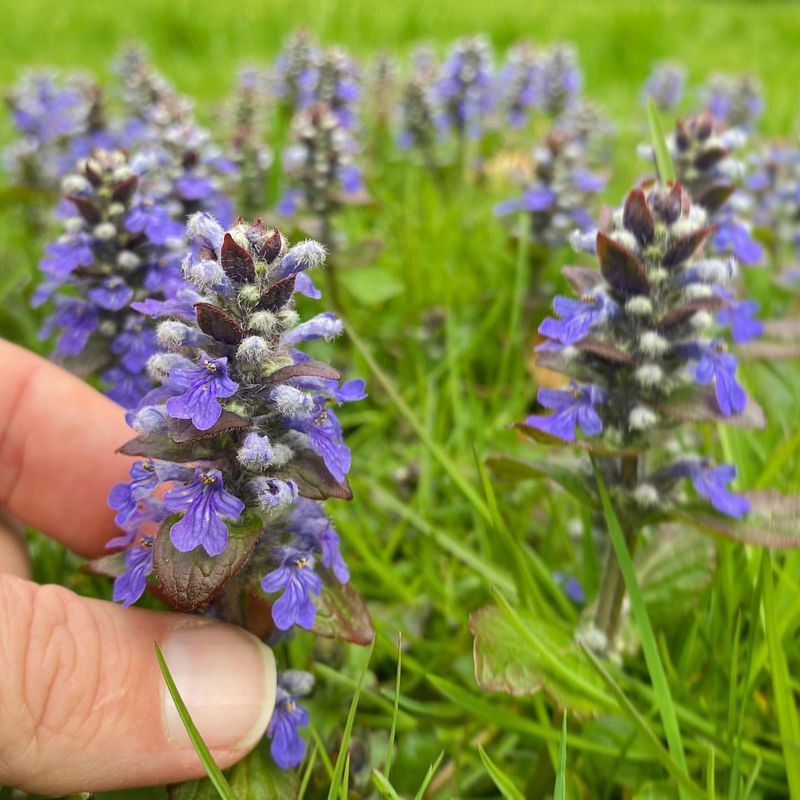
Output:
[[0, 576, 104, 784]]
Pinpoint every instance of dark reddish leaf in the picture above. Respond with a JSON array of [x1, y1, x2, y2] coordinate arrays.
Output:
[[220, 233, 255, 283], [648, 182, 682, 223], [273, 449, 353, 500], [256, 276, 296, 312], [658, 392, 765, 429], [663, 225, 715, 267], [694, 146, 729, 171], [66, 194, 102, 224], [622, 188, 654, 244], [311, 578, 374, 645], [167, 410, 250, 443], [111, 175, 138, 204], [657, 297, 724, 330], [118, 432, 215, 462], [153, 521, 261, 612], [264, 360, 340, 384], [695, 183, 736, 215], [194, 302, 245, 345], [575, 338, 635, 365], [596, 232, 649, 295], [562, 266, 603, 295]]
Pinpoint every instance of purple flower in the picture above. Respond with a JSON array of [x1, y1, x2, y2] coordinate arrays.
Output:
[[176, 173, 214, 201], [290, 400, 351, 482], [126, 201, 183, 245], [164, 468, 245, 556], [289, 499, 349, 583], [282, 312, 342, 346], [494, 186, 556, 216], [693, 342, 747, 417], [166, 353, 239, 430], [525, 382, 605, 442], [714, 220, 763, 265], [689, 461, 750, 518], [294, 271, 321, 299], [112, 320, 158, 373], [43, 297, 99, 356], [103, 366, 154, 409], [132, 287, 202, 321], [716, 292, 763, 344], [112, 537, 155, 607], [260, 549, 322, 630], [88, 277, 134, 311], [41, 234, 94, 276], [539, 293, 614, 345], [268, 680, 310, 769], [273, 241, 326, 281], [108, 460, 161, 525], [554, 571, 585, 604]]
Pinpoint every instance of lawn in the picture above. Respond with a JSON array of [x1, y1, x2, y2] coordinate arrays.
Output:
[[2, 1, 800, 798]]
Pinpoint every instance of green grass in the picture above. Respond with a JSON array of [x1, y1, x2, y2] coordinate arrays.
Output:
[[3, 1, 800, 798]]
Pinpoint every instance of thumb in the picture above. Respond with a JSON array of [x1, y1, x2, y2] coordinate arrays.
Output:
[[0, 574, 276, 794]]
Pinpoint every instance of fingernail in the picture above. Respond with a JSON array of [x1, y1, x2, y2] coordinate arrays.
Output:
[[162, 623, 276, 750]]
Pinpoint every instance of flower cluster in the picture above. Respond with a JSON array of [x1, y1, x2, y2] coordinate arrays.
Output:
[[642, 61, 686, 111], [665, 112, 763, 266], [3, 69, 106, 190], [745, 144, 800, 281], [497, 42, 541, 129], [273, 30, 320, 115], [115, 45, 237, 226], [435, 36, 495, 142], [397, 74, 439, 162], [702, 72, 763, 132], [537, 43, 582, 118], [108, 213, 364, 636], [528, 182, 753, 519], [36, 150, 185, 408], [495, 129, 606, 249], [278, 103, 363, 231], [312, 48, 361, 131], [226, 67, 274, 216]]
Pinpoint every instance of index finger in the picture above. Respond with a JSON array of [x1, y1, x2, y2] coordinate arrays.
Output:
[[0, 339, 136, 557]]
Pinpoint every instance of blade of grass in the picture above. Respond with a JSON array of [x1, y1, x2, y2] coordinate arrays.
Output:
[[372, 770, 404, 800], [346, 321, 491, 524], [154, 643, 238, 800], [298, 743, 319, 800], [327, 641, 375, 800], [478, 744, 525, 800], [647, 99, 676, 183], [413, 751, 445, 800], [582, 645, 705, 800], [754, 426, 800, 489], [554, 713, 567, 800], [760, 551, 800, 798], [591, 460, 690, 797], [385, 632, 403, 780]]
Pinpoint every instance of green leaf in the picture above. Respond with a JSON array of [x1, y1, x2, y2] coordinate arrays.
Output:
[[674, 491, 800, 549], [385, 633, 403, 780], [592, 460, 689, 797], [636, 529, 716, 628], [153, 518, 261, 612], [169, 777, 220, 800], [554, 714, 567, 800], [478, 744, 525, 800], [486, 454, 599, 509], [413, 751, 445, 800], [469, 602, 609, 718], [155, 643, 238, 800], [273, 448, 353, 501], [371, 770, 404, 800], [647, 99, 676, 183], [311, 578, 375, 645], [228, 745, 299, 800], [760, 551, 800, 798]]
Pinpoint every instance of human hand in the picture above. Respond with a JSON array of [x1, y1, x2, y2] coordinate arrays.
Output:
[[0, 340, 276, 794]]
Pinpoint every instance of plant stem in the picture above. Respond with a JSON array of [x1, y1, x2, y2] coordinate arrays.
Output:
[[320, 213, 342, 313], [593, 455, 639, 647]]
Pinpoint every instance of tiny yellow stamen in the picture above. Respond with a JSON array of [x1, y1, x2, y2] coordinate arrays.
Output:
[[293, 557, 309, 569], [580, 294, 596, 303], [204, 360, 218, 373], [199, 473, 217, 486]]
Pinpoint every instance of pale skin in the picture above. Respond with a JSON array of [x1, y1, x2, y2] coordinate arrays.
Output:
[[0, 340, 276, 794]]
